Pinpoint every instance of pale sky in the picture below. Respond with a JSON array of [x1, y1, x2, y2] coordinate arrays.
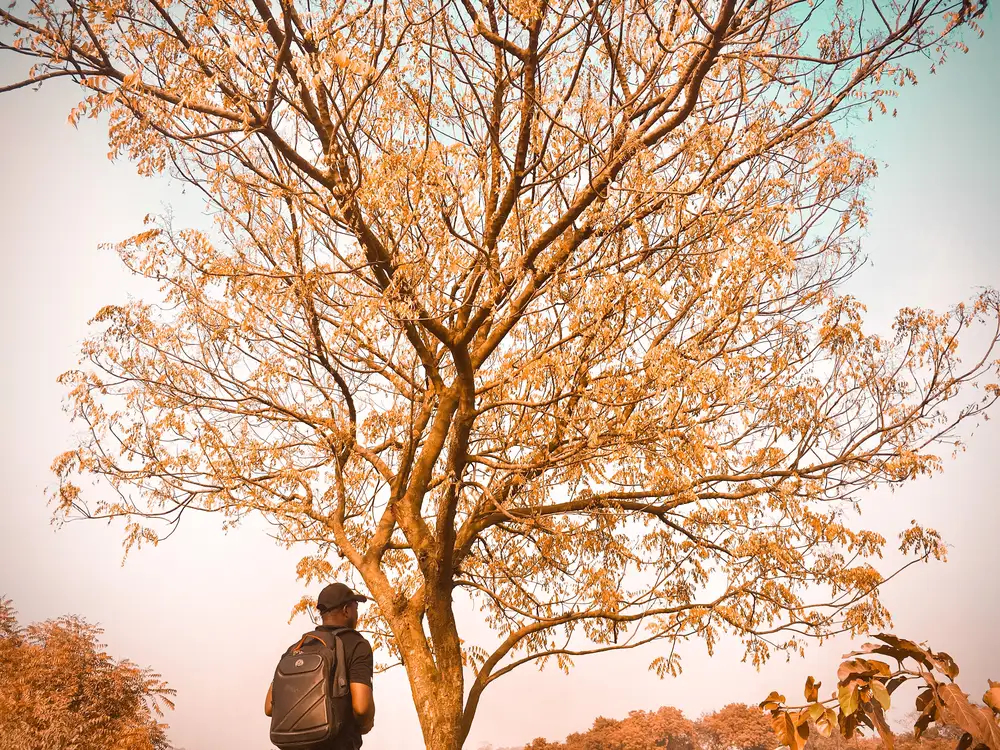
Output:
[[1, 15, 998, 750]]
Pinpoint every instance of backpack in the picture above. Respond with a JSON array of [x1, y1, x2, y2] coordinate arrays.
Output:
[[269, 628, 352, 750]]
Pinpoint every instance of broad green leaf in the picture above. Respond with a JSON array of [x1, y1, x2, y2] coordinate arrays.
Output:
[[791, 712, 810, 750], [815, 709, 838, 738], [771, 711, 795, 747], [805, 676, 821, 703], [930, 650, 961, 680], [939, 684, 1000, 750], [914, 701, 937, 740], [760, 691, 786, 711], [916, 688, 936, 713], [838, 658, 891, 683], [984, 682, 1000, 716], [839, 684, 860, 717], [872, 680, 891, 711], [839, 709, 860, 740]]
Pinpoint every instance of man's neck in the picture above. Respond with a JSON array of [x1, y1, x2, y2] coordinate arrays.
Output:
[[320, 620, 351, 629]]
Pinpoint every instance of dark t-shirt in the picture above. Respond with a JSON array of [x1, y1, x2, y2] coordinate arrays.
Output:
[[316, 626, 374, 750]]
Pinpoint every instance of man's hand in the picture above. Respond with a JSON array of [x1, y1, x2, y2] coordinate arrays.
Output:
[[264, 682, 273, 717]]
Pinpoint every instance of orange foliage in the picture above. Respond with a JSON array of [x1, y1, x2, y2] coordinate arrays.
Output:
[[524, 705, 699, 750], [0, 599, 175, 750], [699, 703, 775, 750], [1, 0, 996, 746]]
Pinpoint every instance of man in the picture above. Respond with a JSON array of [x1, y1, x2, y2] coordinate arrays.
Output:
[[265, 583, 376, 748]]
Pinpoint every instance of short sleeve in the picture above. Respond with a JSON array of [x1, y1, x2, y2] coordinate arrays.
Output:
[[348, 636, 374, 688]]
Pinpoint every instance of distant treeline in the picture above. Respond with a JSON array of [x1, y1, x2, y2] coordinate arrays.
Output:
[[502, 702, 960, 750]]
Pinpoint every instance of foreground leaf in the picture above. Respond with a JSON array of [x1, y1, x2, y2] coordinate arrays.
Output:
[[872, 680, 892, 711], [985, 682, 1000, 716], [940, 684, 1000, 750], [871, 703, 895, 750], [805, 677, 821, 703]]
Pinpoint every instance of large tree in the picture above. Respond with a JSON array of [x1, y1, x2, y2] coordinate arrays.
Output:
[[1, 0, 996, 746]]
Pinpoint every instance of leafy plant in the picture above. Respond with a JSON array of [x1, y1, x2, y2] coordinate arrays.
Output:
[[763, 635, 1000, 750]]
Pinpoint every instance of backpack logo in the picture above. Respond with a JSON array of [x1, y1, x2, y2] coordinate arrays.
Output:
[[294, 659, 304, 667]]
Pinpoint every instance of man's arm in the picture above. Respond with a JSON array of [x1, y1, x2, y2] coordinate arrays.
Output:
[[264, 682, 273, 717], [347, 635, 376, 734], [351, 682, 375, 734]]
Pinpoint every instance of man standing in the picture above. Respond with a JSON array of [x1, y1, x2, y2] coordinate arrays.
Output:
[[265, 583, 376, 748]]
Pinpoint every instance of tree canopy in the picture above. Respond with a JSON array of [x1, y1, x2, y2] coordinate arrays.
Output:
[[1, 0, 996, 745], [0, 599, 175, 750]]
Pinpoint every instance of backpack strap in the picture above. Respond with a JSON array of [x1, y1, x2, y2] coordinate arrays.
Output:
[[301, 628, 350, 697], [289, 632, 327, 653]]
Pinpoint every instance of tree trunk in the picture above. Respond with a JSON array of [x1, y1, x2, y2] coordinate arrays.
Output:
[[415, 686, 465, 750], [400, 639, 466, 750], [391, 593, 467, 750]]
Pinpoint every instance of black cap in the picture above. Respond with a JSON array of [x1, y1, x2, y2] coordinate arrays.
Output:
[[317, 582, 368, 612]]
